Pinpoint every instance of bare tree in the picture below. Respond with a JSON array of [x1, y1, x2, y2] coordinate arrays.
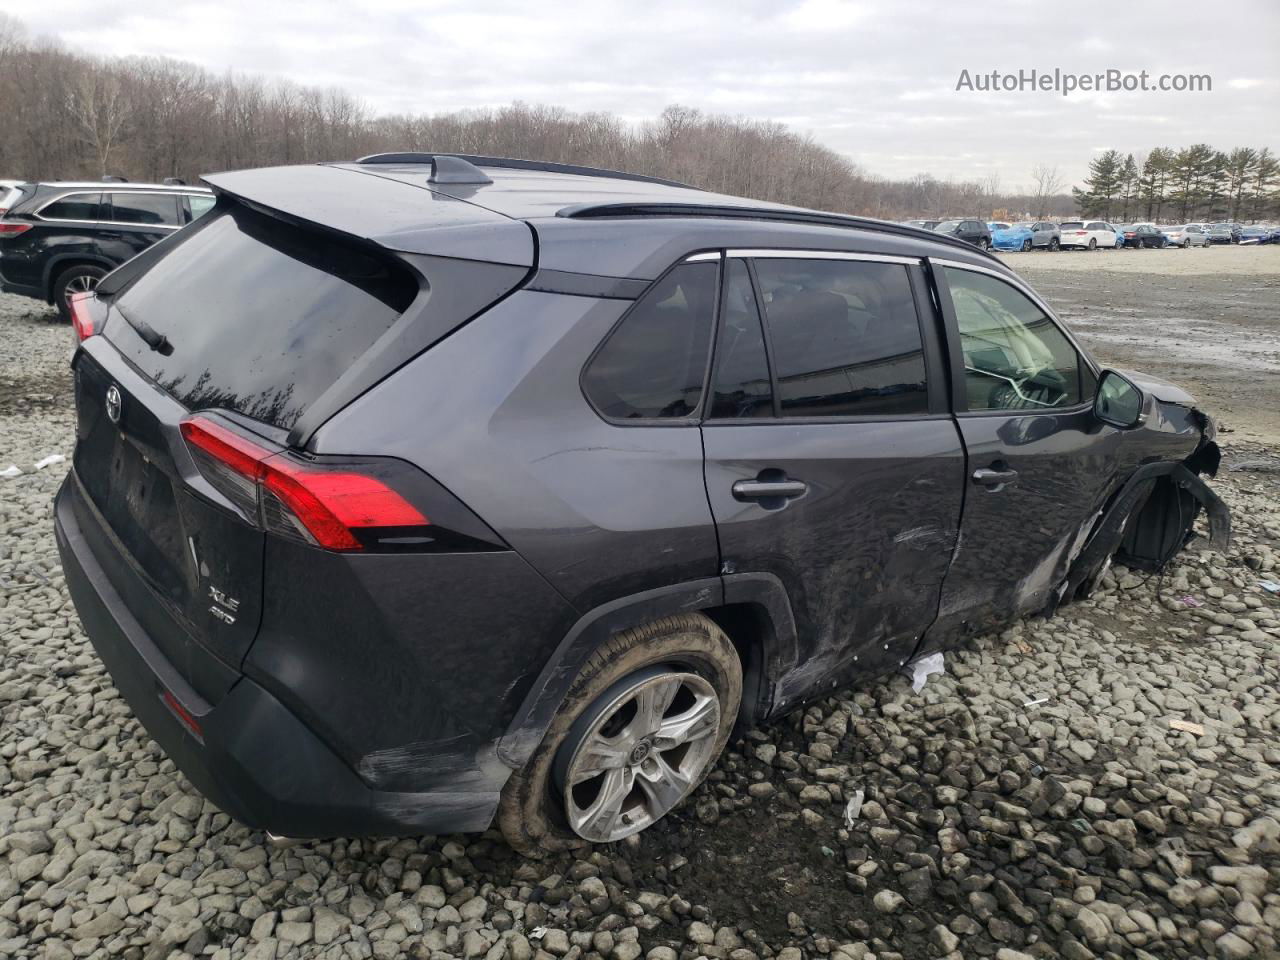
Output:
[[1030, 164, 1065, 218], [69, 65, 128, 177]]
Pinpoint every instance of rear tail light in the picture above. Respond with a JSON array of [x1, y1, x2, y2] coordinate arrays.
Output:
[[0, 221, 33, 236], [69, 292, 102, 342], [1075, 231, 1088, 235], [180, 415, 431, 552]]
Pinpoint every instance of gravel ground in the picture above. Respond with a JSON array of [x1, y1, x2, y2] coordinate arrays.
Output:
[[1, 286, 1278, 960]]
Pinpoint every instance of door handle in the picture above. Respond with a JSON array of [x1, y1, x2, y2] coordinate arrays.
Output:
[[732, 478, 808, 502], [971, 466, 1018, 489]]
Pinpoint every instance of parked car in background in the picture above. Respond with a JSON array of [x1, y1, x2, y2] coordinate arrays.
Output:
[[1118, 224, 1166, 249], [1238, 225, 1276, 245], [52, 152, 1228, 850], [989, 221, 1035, 251], [1022, 221, 1061, 250], [901, 219, 940, 231], [0, 181, 215, 320], [1207, 223, 1237, 244], [1161, 224, 1209, 248], [0, 179, 30, 216], [933, 218, 992, 249], [1058, 220, 1119, 250]]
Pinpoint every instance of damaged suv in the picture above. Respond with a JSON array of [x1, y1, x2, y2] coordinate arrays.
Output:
[[55, 154, 1228, 853]]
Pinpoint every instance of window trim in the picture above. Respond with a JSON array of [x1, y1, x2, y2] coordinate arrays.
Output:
[[929, 257, 1098, 418], [34, 189, 212, 230]]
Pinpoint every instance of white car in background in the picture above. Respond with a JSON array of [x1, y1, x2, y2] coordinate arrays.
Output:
[[1058, 220, 1119, 250], [1161, 224, 1209, 248]]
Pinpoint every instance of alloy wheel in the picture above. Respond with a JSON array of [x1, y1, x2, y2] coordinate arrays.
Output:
[[558, 669, 721, 842], [63, 273, 99, 309]]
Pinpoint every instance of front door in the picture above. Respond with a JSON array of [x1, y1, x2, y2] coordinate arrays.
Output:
[[701, 252, 965, 710], [925, 259, 1116, 649]]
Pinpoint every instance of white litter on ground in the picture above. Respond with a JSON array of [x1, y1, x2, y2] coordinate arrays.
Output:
[[34, 454, 65, 470], [844, 788, 865, 828], [0, 465, 20, 478], [906, 651, 945, 692]]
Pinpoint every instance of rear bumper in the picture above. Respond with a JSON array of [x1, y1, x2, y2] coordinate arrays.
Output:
[[54, 477, 501, 837]]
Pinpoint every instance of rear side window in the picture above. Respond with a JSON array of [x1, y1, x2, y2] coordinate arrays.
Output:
[[185, 195, 216, 222], [110, 193, 180, 226], [582, 262, 717, 420], [39, 193, 101, 222], [753, 258, 929, 417], [107, 204, 418, 429]]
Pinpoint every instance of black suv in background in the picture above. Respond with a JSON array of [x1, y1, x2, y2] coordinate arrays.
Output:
[[55, 154, 1226, 852], [0, 182, 215, 319], [932, 218, 992, 249]]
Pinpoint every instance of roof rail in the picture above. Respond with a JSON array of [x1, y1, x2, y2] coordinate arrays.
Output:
[[355, 152, 697, 190], [555, 202, 1003, 262]]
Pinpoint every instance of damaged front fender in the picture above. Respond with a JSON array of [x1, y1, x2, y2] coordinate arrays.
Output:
[[1057, 458, 1230, 608]]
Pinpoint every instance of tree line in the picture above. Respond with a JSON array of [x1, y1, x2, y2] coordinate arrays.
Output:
[[0, 14, 1084, 223], [1073, 146, 1278, 223], [10, 14, 1272, 225]]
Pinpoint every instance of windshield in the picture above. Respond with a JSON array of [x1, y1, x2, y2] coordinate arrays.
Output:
[[934, 220, 961, 232]]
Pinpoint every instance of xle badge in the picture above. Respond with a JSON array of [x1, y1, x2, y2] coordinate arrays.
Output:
[[208, 585, 240, 625]]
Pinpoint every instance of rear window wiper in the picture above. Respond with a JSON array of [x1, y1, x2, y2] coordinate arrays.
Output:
[[116, 307, 173, 355]]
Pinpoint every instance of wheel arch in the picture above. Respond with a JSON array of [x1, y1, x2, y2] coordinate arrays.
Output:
[[42, 254, 116, 301], [496, 573, 799, 770]]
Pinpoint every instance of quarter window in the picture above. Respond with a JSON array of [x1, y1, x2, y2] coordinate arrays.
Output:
[[710, 260, 773, 418], [943, 267, 1089, 411], [753, 258, 929, 417], [109, 193, 180, 226], [582, 261, 717, 420], [39, 193, 101, 222], [186, 195, 216, 222]]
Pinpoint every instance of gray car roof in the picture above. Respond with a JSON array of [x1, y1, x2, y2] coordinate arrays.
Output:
[[204, 160, 1003, 277]]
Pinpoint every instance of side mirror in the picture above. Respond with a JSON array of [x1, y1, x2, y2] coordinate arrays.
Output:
[[1094, 370, 1146, 429]]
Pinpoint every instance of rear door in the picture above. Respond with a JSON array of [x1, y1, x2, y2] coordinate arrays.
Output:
[[924, 259, 1111, 648], [701, 251, 965, 702], [102, 191, 183, 260]]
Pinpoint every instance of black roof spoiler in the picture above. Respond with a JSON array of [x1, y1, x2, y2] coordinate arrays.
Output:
[[554, 202, 1005, 262], [355, 152, 697, 190]]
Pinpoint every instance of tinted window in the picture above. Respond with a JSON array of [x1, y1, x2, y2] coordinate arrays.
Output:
[[753, 258, 928, 417], [110, 193, 180, 226], [40, 193, 101, 222], [186, 195, 216, 222], [583, 261, 716, 420], [1059, 221, 1083, 229], [107, 205, 418, 429], [1086, 222, 1105, 230], [710, 260, 773, 418], [944, 267, 1086, 411]]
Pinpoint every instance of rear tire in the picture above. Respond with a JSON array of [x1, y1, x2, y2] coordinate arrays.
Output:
[[1088, 238, 1097, 251], [1021, 239, 1032, 252], [53, 265, 106, 322], [1048, 238, 1060, 251], [978, 238, 990, 251], [497, 613, 741, 855]]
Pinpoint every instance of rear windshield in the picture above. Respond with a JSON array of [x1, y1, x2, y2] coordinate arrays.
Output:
[[107, 204, 419, 429], [1059, 222, 1083, 229]]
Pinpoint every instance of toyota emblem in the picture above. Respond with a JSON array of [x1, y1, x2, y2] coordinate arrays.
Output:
[[105, 385, 122, 424]]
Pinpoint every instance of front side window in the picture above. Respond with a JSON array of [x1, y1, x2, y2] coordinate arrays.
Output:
[[40, 193, 101, 222], [943, 267, 1089, 412], [753, 257, 929, 417], [109, 193, 180, 226], [582, 261, 717, 420]]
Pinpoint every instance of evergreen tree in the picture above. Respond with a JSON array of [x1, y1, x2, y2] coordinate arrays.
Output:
[[1138, 148, 1174, 221], [1072, 149, 1123, 218], [1118, 153, 1138, 221], [1223, 148, 1258, 222]]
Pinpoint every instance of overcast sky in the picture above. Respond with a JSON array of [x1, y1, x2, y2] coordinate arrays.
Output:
[[3, 0, 1277, 189]]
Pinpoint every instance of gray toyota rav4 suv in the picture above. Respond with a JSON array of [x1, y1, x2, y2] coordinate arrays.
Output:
[[55, 153, 1227, 852]]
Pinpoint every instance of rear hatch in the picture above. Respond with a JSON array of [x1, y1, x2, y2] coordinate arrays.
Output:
[[73, 179, 531, 692]]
